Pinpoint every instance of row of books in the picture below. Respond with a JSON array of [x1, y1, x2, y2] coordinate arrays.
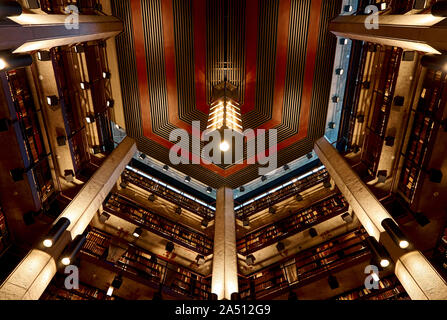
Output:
[[0, 207, 9, 255], [122, 169, 214, 218], [239, 228, 369, 299], [237, 194, 349, 254], [236, 168, 329, 218], [81, 228, 211, 300], [104, 193, 213, 255], [398, 69, 446, 201], [334, 275, 409, 300]]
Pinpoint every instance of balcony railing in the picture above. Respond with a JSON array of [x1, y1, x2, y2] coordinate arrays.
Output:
[[235, 168, 329, 218], [104, 193, 213, 256], [122, 169, 214, 219], [237, 194, 349, 255], [238, 228, 370, 300], [81, 227, 212, 300]]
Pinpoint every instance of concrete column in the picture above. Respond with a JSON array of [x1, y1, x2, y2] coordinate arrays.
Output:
[[0, 137, 136, 300], [329, 14, 447, 54], [211, 187, 238, 300], [314, 137, 447, 300], [0, 14, 123, 53]]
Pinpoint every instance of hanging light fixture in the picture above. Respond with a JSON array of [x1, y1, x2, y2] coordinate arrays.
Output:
[[381, 218, 410, 249], [43, 218, 71, 248], [365, 236, 392, 268], [60, 234, 86, 266]]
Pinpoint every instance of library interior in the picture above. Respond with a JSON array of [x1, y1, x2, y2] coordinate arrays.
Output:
[[0, 0, 447, 301]]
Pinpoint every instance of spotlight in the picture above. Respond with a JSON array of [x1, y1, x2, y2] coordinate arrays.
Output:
[[60, 234, 86, 266], [328, 275, 339, 289], [99, 212, 110, 223], [381, 218, 410, 249], [379, 2, 387, 10], [239, 186, 245, 192], [85, 114, 95, 124], [261, 176, 267, 182], [138, 153, 146, 160], [175, 207, 182, 215], [323, 180, 332, 188], [283, 164, 290, 171], [43, 217, 71, 248], [102, 71, 111, 79], [332, 96, 340, 103], [0, 1, 23, 20], [306, 153, 313, 159], [0, 53, 32, 71], [246, 254, 256, 266], [0, 58, 6, 71], [196, 254, 205, 265], [106, 99, 115, 108], [37, 51, 51, 61], [73, 45, 85, 53], [365, 236, 392, 268], [80, 82, 90, 90], [163, 164, 169, 171], [339, 38, 348, 45], [328, 122, 336, 129], [107, 275, 122, 296], [201, 219, 209, 228], [243, 218, 249, 227], [166, 241, 174, 253], [276, 242, 285, 252], [295, 193, 303, 201], [206, 187, 212, 194], [132, 227, 143, 238], [148, 194, 156, 202], [335, 68, 344, 75], [219, 140, 230, 152], [341, 212, 353, 223], [269, 207, 276, 215], [46, 95, 59, 106], [184, 176, 191, 183], [309, 228, 318, 238]]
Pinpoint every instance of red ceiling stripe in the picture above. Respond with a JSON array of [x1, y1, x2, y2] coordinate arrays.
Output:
[[193, 0, 208, 113]]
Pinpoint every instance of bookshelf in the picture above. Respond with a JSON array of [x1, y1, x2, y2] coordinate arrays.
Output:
[[81, 228, 211, 300], [361, 47, 402, 177], [40, 0, 101, 14], [122, 169, 214, 219], [236, 168, 329, 218], [399, 69, 447, 202], [0, 205, 9, 256], [332, 275, 410, 300], [237, 194, 349, 255], [41, 278, 121, 301], [104, 193, 213, 255], [6, 69, 55, 204], [433, 223, 447, 280], [239, 228, 370, 299]]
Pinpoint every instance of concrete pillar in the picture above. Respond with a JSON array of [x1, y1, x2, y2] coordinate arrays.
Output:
[[211, 187, 238, 300], [314, 137, 447, 300], [0, 14, 123, 53], [0, 137, 136, 300], [329, 14, 447, 54]]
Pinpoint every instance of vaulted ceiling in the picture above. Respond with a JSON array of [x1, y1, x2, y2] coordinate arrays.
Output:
[[112, 0, 341, 188]]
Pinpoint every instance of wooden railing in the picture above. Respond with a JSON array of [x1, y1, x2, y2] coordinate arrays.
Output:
[[235, 168, 329, 218], [237, 194, 349, 255], [81, 227, 212, 300], [238, 228, 370, 300], [104, 193, 213, 255], [122, 169, 214, 219]]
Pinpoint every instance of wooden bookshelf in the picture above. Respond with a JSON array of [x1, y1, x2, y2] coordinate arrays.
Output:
[[6, 69, 55, 204], [235, 168, 329, 218], [122, 169, 214, 219], [399, 69, 447, 202], [81, 228, 211, 300], [0, 205, 9, 256], [104, 193, 213, 255], [40, 0, 101, 14], [237, 194, 349, 255], [361, 47, 402, 177], [239, 228, 370, 299], [332, 275, 410, 300], [41, 278, 121, 301]]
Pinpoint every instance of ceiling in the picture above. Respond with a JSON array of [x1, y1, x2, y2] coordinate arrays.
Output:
[[112, 0, 341, 188]]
